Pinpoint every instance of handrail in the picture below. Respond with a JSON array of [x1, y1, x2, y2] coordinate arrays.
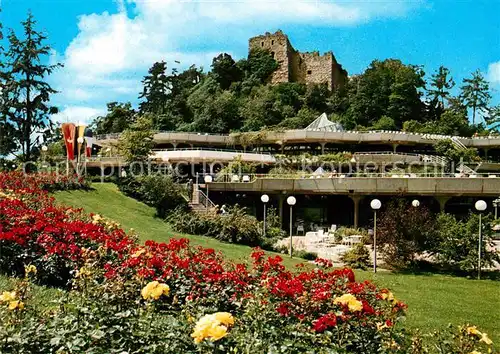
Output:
[[198, 189, 216, 208], [95, 129, 500, 143], [152, 147, 272, 155], [208, 171, 500, 182]]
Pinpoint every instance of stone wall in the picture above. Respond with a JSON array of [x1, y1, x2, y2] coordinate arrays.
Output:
[[248, 30, 293, 84], [248, 30, 348, 91]]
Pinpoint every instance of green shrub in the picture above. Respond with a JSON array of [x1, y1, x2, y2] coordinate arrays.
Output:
[[168, 205, 263, 246], [118, 174, 188, 217], [341, 243, 371, 270], [293, 250, 318, 260], [434, 213, 500, 273], [377, 199, 438, 269]]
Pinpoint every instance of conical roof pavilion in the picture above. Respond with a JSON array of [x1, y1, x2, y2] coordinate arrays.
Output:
[[305, 113, 344, 132]]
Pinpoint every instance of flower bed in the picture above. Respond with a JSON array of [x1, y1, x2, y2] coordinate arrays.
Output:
[[0, 172, 495, 353]]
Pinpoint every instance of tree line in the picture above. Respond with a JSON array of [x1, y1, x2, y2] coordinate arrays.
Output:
[[93, 50, 499, 138]]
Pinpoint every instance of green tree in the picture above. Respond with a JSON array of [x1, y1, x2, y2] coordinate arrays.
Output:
[[211, 53, 242, 90], [240, 48, 278, 84], [239, 85, 287, 131], [434, 213, 500, 272], [139, 61, 169, 116], [485, 104, 500, 131], [161, 65, 204, 130], [460, 70, 491, 125], [434, 139, 479, 165], [376, 199, 438, 269], [304, 83, 329, 112], [344, 59, 425, 129], [118, 115, 154, 163], [0, 13, 62, 161], [370, 115, 396, 130], [91, 102, 136, 135], [428, 66, 455, 108]]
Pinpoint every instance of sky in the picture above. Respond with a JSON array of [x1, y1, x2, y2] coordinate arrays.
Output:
[[2, 0, 499, 125]]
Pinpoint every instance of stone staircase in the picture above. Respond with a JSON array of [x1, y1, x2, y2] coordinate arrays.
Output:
[[188, 183, 217, 213]]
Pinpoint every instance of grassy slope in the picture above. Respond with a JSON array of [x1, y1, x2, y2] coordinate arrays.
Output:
[[54, 183, 304, 269], [53, 183, 500, 344]]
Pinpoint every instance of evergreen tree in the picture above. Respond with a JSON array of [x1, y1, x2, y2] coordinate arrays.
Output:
[[460, 70, 491, 124], [211, 53, 242, 90], [428, 66, 455, 108], [91, 102, 136, 135], [485, 105, 500, 131], [0, 13, 62, 161], [139, 61, 169, 115]]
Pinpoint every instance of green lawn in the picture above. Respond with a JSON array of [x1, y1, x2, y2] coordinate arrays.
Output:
[[52, 183, 500, 345], [54, 183, 304, 269]]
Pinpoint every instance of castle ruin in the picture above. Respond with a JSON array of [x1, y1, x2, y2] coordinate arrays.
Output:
[[249, 30, 348, 91]]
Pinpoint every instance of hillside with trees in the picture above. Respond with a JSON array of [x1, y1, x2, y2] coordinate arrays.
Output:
[[91, 50, 499, 138]]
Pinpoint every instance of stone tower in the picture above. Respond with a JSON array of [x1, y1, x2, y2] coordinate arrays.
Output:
[[248, 30, 348, 91]]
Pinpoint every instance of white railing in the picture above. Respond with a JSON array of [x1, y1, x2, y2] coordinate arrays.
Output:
[[152, 147, 272, 155], [209, 172, 500, 182], [95, 129, 500, 144]]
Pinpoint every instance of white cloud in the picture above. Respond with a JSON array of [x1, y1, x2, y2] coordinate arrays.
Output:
[[487, 61, 500, 84], [52, 106, 107, 126], [54, 0, 425, 113]]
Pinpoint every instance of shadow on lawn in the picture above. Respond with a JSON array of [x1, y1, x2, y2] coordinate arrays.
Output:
[[389, 260, 500, 281]]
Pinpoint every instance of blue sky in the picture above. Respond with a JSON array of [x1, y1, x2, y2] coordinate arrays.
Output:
[[2, 0, 499, 124]]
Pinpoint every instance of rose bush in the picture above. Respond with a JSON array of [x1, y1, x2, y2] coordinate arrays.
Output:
[[0, 172, 495, 353]]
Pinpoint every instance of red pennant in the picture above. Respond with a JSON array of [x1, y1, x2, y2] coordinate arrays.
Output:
[[61, 123, 76, 161]]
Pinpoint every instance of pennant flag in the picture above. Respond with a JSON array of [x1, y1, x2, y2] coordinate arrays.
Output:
[[76, 124, 86, 160], [85, 137, 94, 157], [61, 123, 76, 161]]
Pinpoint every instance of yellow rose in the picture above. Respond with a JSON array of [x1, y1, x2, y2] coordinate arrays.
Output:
[[480, 333, 493, 346], [191, 313, 234, 344], [141, 281, 170, 300], [333, 294, 363, 312], [377, 322, 388, 331], [8, 300, 24, 311], [469, 351, 482, 354], [214, 312, 234, 326], [0, 291, 16, 303], [467, 326, 482, 336], [208, 324, 228, 342], [132, 249, 146, 258], [25, 264, 37, 275]]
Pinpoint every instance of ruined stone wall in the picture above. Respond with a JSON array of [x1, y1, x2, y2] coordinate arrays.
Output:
[[249, 30, 293, 84], [299, 51, 334, 90], [248, 30, 348, 91]]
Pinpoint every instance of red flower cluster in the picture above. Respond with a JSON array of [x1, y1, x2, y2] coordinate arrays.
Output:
[[0, 172, 406, 331]]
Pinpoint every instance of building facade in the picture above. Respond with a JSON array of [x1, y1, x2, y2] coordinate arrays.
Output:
[[248, 30, 348, 91]]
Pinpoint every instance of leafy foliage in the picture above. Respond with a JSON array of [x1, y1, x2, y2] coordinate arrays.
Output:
[[434, 213, 500, 272], [376, 199, 438, 269], [167, 205, 263, 246], [0, 13, 62, 161], [341, 243, 371, 270], [91, 102, 136, 135], [118, 174, 188, 218], [434, 139, 479, 164], [117, 115, 154, 163], [460, 70, 491, 125]]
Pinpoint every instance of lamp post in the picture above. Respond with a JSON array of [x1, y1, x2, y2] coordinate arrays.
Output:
[[77, 137, 84, 170], [287, 196, 296, 257], [370, 199, 382, 273], [493, 198, 500, 219], [261, 194, 269, 237], [41, 145, 48, 167], [411, 199, 420, 208], [475, 200, 487, 280], [204, 175, 213, 208]]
